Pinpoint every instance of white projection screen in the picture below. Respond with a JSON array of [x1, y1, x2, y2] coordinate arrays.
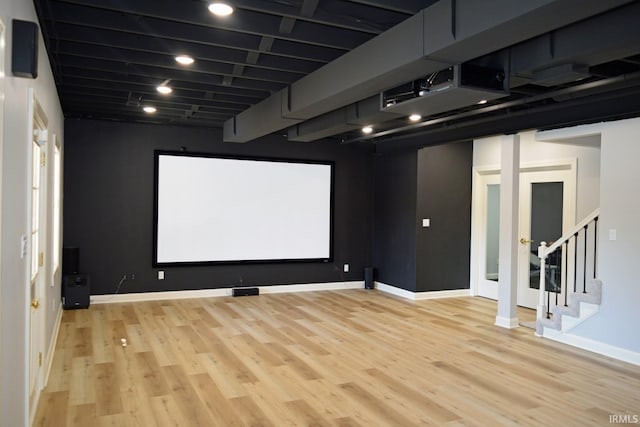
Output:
[[154, 151, 334, 265]]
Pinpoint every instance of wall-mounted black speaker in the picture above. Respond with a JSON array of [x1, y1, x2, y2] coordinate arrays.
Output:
[[62, 274, 90, 309], [12, 20, 39, 79], [62, 247, 80, 275]]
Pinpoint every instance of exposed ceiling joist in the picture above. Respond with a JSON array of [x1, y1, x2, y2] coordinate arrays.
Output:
[[34, 0, 640, 139]]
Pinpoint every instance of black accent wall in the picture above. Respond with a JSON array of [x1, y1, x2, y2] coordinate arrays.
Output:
[[63, 119, 373, 295], [415, 142, 473, 292], [373, 141, 472, 292], [373, 149, 418, 291]]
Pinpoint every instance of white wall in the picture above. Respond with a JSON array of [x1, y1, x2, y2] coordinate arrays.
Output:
[[473, 119, 640, 356], [0, 1, 64, 425], [474, 129, 601, 221], [571, 117, 640, 353], [470, 130, 601, 301]]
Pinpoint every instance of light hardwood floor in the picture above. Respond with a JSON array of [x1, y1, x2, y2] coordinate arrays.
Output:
[[34, 290, 640, 426]]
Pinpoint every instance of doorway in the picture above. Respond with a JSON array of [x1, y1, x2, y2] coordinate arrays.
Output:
[[474, 162, 576, 308]]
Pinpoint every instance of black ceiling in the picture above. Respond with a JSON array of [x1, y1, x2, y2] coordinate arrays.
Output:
[[33, 0, 640, 144], [33, 0, 436, 128]]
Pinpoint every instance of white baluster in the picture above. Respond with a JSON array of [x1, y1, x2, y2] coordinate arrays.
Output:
[[537, 241, 548, 320]]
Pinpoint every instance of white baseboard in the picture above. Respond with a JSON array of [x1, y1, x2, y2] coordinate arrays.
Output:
[[91, 281, 364, 304], [543, 328, 640, 366], [259, 281, 363, 294], [495, 316, 520, 329], [44, 302, 63, 387], [375, 281, 471, 301], [32, 302, 64, 426]]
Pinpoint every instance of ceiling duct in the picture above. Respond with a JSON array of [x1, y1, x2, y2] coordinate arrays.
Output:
[[287, 95, 403, 142], [224, 0, 633, 143], [531, 64, 590, 87], [381, 64, 509, 117], [289, 0, 640, 144]]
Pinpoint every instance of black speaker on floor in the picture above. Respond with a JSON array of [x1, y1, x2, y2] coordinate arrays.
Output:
[[62, 274, 90, 309], [62, 247, 80, 275], [364, 267, 375, 289], [12, 20, 39, 79]]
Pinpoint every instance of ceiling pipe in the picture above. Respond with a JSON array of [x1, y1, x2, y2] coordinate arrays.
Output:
[[223, 0, 633, 143], [343, 71, 640, 144], [372, 86, 640, 153]]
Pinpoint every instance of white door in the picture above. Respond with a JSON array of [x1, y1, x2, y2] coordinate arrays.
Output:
[[476, 166, 575, 308], [29, 96, 48, 412], [477, 173, 500, 300], [517, 169, 575, 308]]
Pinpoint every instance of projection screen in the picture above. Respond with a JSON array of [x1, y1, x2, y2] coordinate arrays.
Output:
[[153, 151, 334, 265]]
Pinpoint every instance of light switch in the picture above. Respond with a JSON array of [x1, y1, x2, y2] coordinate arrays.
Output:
[[422, 218, 430, 228], [609, 229, 617, 241]]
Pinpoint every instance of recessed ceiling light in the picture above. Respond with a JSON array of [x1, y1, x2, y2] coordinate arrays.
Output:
[[409, 114, 422, 122], [208, 2, 234, 16], [143, 106, 157, 114], [362, 125, 373, 134], [175, 55, 194, 65], [477, 99, 488, 105], [157, 85, 172, 95]]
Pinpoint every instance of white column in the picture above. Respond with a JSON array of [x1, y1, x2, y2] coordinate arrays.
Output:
[[496, 134, 520, 328]]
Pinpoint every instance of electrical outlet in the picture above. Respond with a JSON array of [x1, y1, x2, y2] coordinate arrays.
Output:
[[158, 271, 165, 280], [20, 235, 28, 259], [131, 274, 136, 280], [343, 264, 349, 273]]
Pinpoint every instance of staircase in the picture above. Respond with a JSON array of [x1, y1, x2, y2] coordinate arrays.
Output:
[[535, 209, 601, 337], [536, 278, 601, 336]]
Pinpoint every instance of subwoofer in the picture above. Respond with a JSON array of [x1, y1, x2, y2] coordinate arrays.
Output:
[[62, 274, 90, 309], [364, 267, 375, 289]]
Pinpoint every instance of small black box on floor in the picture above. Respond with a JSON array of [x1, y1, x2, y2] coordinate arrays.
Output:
[[232, 287, 259, 297], [364, 267, 376, 289], [62, 274, 90, 309]]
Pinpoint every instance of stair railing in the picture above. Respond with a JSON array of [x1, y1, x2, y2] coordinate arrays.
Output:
[[536, 208, 600, 321]]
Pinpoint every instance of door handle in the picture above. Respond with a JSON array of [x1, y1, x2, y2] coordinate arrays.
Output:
[[519, 237, 534, 245], [31, 299, 40, 309]]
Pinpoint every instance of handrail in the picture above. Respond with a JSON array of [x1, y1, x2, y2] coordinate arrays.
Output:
[[541, 208, 600, 257], [536, 208, 600, 322]]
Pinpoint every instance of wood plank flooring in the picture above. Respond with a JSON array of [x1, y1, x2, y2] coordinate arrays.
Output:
[[34, 290, 640, 426]]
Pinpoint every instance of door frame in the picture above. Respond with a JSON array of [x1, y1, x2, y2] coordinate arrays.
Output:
[[517, 168, 576, 308], [27, 89, 48, 419], [470, 158, 577, 303], [0, 17, 5, 370], [474, 172, 500, 300]]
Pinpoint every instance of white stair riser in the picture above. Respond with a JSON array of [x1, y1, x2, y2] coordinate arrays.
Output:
[[560, 302, 599, 332]]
